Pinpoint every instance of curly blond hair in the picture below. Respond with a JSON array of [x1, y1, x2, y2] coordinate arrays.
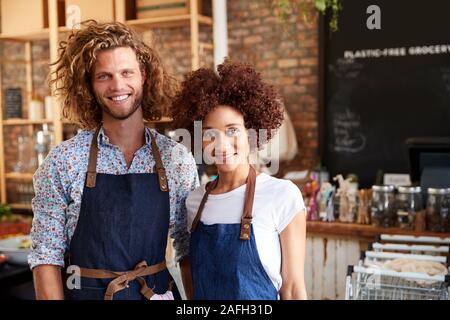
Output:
[[50, 20, 177, 129]]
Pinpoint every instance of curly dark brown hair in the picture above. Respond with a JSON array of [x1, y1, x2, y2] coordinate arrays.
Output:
[[49, 20, 177, 129], [171, 59, 284, 148]]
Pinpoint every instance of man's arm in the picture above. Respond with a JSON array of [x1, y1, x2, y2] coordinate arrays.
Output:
[[29, 146, 69, 300], [179, 256, 193, 300], [33, 265, 64, 300], [169, 145, 199, 299]]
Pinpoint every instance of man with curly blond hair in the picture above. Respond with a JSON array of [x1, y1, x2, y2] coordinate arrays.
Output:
[[30, 21, 199, 300]]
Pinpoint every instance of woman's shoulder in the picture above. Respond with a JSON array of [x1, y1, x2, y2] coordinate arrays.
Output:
[[186, 183, 207, 206], [255, 174, 305, 232], [257, 173, 302, 197]]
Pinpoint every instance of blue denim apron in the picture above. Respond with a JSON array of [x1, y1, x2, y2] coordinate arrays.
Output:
[[66, 128, 178, 300], [189, 166, 278, 300]]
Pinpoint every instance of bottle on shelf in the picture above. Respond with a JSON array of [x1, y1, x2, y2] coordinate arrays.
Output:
[[44, 96, 54, 120], [34, 124, 55, 167], [28, 95, 44, 121], [14, 135, 37, 173]]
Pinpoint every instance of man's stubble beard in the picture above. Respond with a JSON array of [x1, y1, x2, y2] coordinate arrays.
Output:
[[96, 89, 144, 121]]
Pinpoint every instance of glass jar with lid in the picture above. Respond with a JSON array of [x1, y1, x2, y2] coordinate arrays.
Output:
[[396, 186, 423, 229], [425, 188, 450, 232], [371, 185, 396, 228]]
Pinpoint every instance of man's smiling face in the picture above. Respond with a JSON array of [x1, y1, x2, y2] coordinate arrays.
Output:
[[91, 46, 144, 121]]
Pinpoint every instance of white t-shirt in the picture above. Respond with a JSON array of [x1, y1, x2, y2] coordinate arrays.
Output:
[[186, 173, 306, 291]]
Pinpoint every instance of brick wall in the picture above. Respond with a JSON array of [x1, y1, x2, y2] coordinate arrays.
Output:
[[143, 25, 214, 81], [227, 0, 319, 173], [148, 0, 321, 173], [1, 40, 50, 205], [2, 0, 320, 197]]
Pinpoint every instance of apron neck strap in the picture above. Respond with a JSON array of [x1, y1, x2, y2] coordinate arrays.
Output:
[[85, 127, 169, 192], [148, 130, 169, 192], [239, 165, 256, 240], [86, 127, 100, 188], [190, 178, 218, 233], [190, 165, 257, 241]]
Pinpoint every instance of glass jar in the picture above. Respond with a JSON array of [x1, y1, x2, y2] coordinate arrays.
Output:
[[371, 185, 396, 227], [425, 188, 450, 232], [14, 135, 37, 173], [396, 186, 423, 229], [442, 190, 450, 232]]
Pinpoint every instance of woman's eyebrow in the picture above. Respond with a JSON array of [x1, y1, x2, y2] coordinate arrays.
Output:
[[202, 123, 243, 130], [225, 123, 243, 127]]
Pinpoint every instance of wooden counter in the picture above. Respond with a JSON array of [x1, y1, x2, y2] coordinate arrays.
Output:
[[306, 221, 450, 239]]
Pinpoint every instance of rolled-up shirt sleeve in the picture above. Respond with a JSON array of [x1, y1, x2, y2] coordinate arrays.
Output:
[[29, 146, 69, 269], [169, 147, 199, 262]]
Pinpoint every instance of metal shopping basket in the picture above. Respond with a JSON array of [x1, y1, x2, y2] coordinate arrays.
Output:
[[369, 242, 450, 256], [360, 250, 449, 270], [347, 250, 449, 300], [345, 265, 450, 300], [375, 234, 450, 245]]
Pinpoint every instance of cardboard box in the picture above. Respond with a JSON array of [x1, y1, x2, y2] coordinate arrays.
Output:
[[136, 0, 202, 19], [65, 0, 115, 26], [1, 0, 45, 35], [1, 0, 65, 35]]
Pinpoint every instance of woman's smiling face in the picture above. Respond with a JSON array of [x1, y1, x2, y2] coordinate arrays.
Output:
[[202, 105, 250, 173]]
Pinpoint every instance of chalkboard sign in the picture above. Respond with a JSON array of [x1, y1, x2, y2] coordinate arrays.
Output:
[[4, 88, 23, 119], [323, 0, 450, 188]]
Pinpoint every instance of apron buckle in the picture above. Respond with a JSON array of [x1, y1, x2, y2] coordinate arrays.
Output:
[[240, 217, 252, 240], [157, 167, 169, 192], [86, 172, 97, 188]]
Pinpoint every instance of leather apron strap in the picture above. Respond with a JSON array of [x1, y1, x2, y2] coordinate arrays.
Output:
[[190, 165, 257, 240], [79, 260, 170, 300], [85, 127, 169, 192]]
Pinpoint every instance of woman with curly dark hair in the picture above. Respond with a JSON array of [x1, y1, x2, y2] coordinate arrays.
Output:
[[172, 60, 307, 300]]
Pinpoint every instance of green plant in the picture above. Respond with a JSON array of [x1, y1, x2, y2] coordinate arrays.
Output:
[[316, 0, 342, 32], [272, 0, 342, 32], [0, 203, 12, 221]]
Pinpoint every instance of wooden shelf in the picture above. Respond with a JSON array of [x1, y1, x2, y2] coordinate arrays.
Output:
[[149, 116, 173, 123], [0, 29, 49, 41], [0, 26, 71, 41], [2, 119, 53, 126], [5, 173, 34, 181], [307, 221, 450, 239], [8, 203, 32, 210], [0, 15, 212, 40], [0, 58, 48, 65], [0, 2, 213, 207], [199, 42, 214, 51], [126, 14, 212, 30]]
